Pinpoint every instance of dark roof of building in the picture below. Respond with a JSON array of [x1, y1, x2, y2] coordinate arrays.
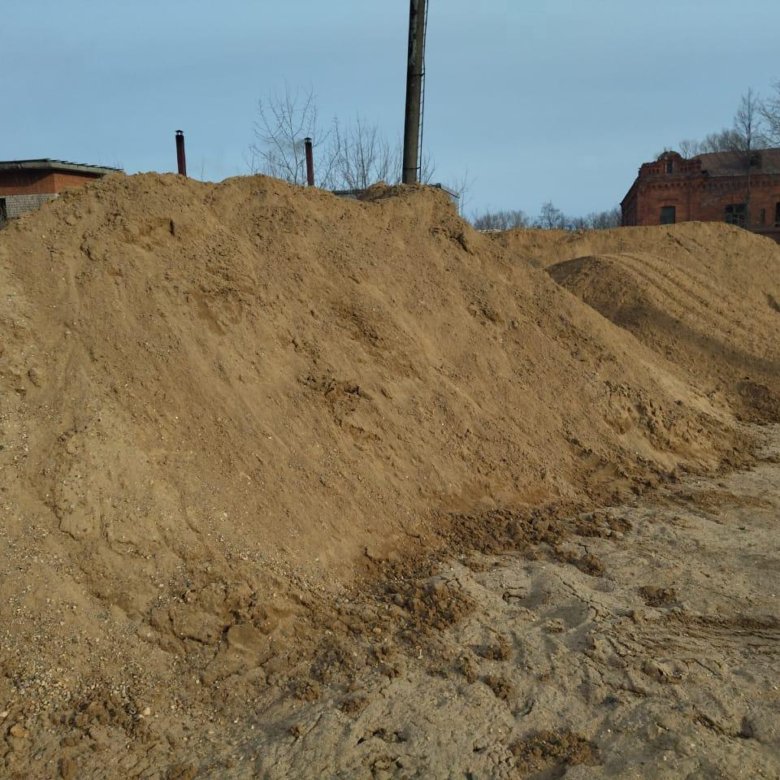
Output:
[[332, 183, 460, 202], [0, 159, 121, 176], [694, 148, 780, 177]]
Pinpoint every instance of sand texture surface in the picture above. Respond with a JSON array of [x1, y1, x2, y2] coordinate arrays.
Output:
[[0, 174, 778, 777], [236, 428, 780, 779]]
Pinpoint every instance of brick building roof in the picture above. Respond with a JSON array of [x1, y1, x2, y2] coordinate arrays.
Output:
[[0, 159, 120, 176], [694, 148, 780, 177]]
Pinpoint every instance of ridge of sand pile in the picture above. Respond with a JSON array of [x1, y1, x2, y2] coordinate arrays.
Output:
[[494, 223, 780, 422], [0, 174, 769, 753]]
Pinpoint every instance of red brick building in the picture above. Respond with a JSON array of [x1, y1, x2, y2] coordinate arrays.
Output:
[[621, 148, 780, 242], [0, 159, 119, 223]]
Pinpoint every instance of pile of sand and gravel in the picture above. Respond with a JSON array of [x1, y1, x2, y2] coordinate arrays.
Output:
[[494, 223, 780, 422], [0, 173, 777, 776]]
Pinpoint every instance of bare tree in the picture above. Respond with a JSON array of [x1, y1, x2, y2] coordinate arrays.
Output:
[[329, 123, 437, 189], [535, 201, 567, 230], [728, 88, 766, 155], [557, 207, 621, 230], [761, 80, 780, 144], [472, 209, 529, 231], [672, 128, 751, 157], [677, 138, 703, 157], [249, 87, 441, 191], [331, 117, 396, 189], [248, 86, 338, 187], [730, 89, 768, 226], [586, 207, 622, 229]]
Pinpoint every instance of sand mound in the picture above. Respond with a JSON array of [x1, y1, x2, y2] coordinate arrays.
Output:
[[0, 175, 775, 774], [491, 223, 780, 422]]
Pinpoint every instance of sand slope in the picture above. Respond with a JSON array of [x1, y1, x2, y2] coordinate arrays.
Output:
[[495, 223, 780, 422]]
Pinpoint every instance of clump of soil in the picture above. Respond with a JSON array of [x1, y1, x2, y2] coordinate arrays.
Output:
[[639, 585, 678, 607], [509, 730, 600, 775]]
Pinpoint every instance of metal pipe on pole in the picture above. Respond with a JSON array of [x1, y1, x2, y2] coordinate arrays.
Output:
[[402, 0, 428, 185], [175, 130, 187, 177], [304, 137, 315, 186]]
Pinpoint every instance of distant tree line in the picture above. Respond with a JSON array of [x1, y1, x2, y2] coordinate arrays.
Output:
[[471, 203, 621, 232]]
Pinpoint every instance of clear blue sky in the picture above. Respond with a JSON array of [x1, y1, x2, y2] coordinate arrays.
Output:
[[2, 1, 778, 218]]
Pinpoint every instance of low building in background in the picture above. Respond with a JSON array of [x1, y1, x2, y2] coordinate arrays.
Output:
[[621, 149, 780, 243], [0, 159, 120, 224], [332, 182, 460, 208]]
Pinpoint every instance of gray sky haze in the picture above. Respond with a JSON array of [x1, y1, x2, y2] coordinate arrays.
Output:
[[2, 1, 778, 217]]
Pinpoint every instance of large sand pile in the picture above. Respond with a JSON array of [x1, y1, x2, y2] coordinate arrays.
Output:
[[0, 175, 777, 775], [494, 223, 780, 423]]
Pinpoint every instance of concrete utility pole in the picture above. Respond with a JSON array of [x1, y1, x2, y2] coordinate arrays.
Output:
[[402, 0, 428, 184]]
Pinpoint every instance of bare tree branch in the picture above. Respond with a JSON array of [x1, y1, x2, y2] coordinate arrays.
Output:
[[761, 80, 780, 144], [248, 85, 462, 195], [333, 117, 398, 189], [249, 85, 327, 185]]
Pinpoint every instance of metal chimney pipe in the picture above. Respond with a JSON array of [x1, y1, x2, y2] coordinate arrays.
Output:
[[304, 137, 315, 186], [175, 130, 187, 177], [402, 0, 427, 184]]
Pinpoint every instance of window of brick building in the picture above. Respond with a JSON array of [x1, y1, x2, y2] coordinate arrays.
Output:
[[759, 208, 766, 226], [660, 205, 676, 224], [724, 203, 746, 226], [666, 160, 674, 174], [776, 202, 780, 227], [0, 198, 7, 225]]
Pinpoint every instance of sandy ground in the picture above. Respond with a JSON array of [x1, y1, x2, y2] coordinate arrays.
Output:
[[200, 425, 779, 779], [5, 428, 776, 778]]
